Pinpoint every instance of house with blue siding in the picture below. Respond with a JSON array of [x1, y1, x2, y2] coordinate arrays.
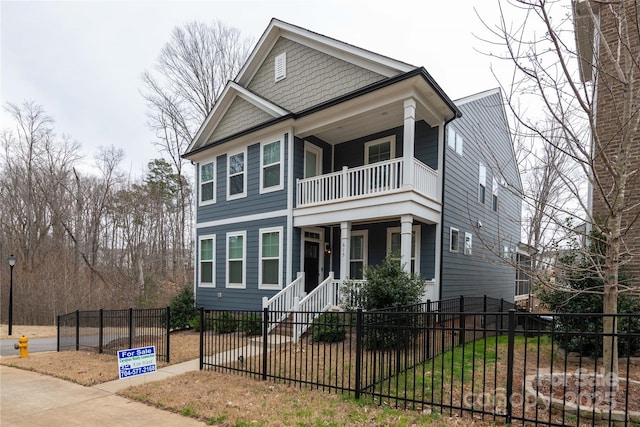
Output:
[[183, 19, 522, 313]]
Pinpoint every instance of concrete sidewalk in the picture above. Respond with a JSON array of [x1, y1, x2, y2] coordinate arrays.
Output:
[[0, 361, 204, 426]]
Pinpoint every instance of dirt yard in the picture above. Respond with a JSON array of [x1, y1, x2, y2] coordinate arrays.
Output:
[[0, 324, 502, 426]]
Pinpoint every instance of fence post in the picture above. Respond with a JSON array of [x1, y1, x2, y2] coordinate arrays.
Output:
[[56, 315, 60, 352], [166, 306, 171, 363], [505, 309, 516, 424], [128, 308, 134, 350], [199, 307, 204, 371], [75, 310, 80, 351], [425, 300, 431, 360], [459, 295, 465, 346], [262, 307, 269, 381], [395, 304, 402, 374], [98, 309, 104, 354], [355, 308, 363, 399]]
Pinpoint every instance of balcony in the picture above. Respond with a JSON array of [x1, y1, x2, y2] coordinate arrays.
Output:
[[296, 158, 438, 207]]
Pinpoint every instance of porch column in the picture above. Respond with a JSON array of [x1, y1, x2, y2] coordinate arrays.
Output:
[[403, 98, 416, 189], [401, 215, 413, 274], [432, 222, 442, 302], [340, 221, 351, 280]]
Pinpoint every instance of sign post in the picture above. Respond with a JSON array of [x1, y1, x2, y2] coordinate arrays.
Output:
[[117, 346, 157, 380]]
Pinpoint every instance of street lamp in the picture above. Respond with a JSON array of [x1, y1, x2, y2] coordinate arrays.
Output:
[[8, 255, 16, 336]]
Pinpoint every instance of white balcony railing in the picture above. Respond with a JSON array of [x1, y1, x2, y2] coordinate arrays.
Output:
[[296, 158, 437, 207]]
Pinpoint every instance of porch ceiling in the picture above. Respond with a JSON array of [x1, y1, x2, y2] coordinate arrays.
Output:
[[294, 76, 450, 145]]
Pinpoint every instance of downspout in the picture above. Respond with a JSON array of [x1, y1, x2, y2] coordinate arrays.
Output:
[[439, 111, 463, 300]]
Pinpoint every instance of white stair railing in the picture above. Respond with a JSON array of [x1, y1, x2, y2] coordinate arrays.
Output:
[[262, 272, 305, 332], [294, 273, 342, 341]]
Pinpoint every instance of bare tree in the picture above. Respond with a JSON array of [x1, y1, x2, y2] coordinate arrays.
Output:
[[141, 20, 252, 285], [480, 0, 639, 374]]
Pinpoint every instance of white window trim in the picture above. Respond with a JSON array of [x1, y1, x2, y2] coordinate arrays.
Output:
[[259, 226, 283, 290], [447, 127, 463, 155], [478, 162, 487, 204], [387, 226, 421, 273], [450, 227, 459, 253], [198, 234, 215, 288], [350, 230, 368, 279], [364, 135, 396, 164], [227, 149, 247, 200], [226, 231, 246, 289], [260, 138, 284, 193], [199, 161, 216, 206], [275, 52, 286, 82], [464, 232, 473, 255], [304, 141, 322, 178]]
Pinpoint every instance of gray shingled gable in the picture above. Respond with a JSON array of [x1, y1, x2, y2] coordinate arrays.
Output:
[[246, 37, 387, 113], [209, 96, 276, 143]]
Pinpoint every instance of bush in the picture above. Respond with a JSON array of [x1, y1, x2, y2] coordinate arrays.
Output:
[[311, 312, 346, 342], [342, 256, 425, 350], [169, 286, 198, 330], [213, 312, 238, 334], [241, 313, 262, 336]]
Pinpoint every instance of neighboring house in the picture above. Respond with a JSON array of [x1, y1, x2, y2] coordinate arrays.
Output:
[[574, 0, 640, 283], [183, 19, 522, 312]]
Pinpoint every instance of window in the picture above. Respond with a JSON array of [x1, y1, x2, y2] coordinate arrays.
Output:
[[478, 163, 486, 204], [227, 231, 246, 288], [259, 228, 282, 289], [503, 244, 510, 260], [261, 140, 282, 191], [275, 52, 286, 82], [449, 227, 459, 252], [492, 176, 499, 211], [200, 161, 215, 204], [199, 235, 215, 287], [447, 127, 463, 155], [365, 136, 395, 164], [350, 231, 367, 279], [387, 226, 420, 273], [464, 232, 473, 255], [227, 151, 246, 199]]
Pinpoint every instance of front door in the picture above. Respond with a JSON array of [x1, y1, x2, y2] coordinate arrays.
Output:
[[304, 241, 320, 293]]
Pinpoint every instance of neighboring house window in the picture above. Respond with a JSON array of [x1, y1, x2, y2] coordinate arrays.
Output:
[[261, 139, 283, 192], [275, 52, 286, 82], [450, 227, 459, 252], [365, 136, 395, 164], [199, 235, 215, 287], [226, 231, 246, 288], [228, 150, 246, 199], [304, 142, 322, 178], [503, 244, 510, 260], [259, 227, 282, 289], [387, 226, 420, 273], [492, 176, 499, 211], [478, 163, 486, 204], [447, 127, 463, 155], [350, 231, 367, 279], [200, 161, 215, 204], [464, 232, 473, 255]]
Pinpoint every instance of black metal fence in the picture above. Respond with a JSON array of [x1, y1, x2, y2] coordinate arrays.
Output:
[[199, 296, 639, 426], [57, 307, 171, 362]]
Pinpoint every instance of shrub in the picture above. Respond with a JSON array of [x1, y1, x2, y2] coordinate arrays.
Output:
[[213, 312, 238, 334], [169, 286, 198, 330], [241, 313, 262, 336], [311, 312, 346, 342]]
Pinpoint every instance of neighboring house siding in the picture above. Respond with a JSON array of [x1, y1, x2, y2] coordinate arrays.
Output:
[[209, 97, 275, 143], [196, 216, 288, 311], [441, 91, 521, 302], [197, 136, 289, 224], [247, 37, 386, 113]]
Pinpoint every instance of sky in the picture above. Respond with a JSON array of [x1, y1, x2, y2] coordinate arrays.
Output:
[[1, 0, 529, 177]]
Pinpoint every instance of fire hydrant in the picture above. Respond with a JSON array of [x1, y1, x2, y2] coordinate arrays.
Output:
[[13, 335, 28, 358]]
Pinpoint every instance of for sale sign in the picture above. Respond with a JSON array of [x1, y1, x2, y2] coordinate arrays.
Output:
[[117, 346, 157, 379]]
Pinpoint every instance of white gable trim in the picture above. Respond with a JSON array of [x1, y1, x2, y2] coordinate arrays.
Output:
[[236, 18, 414, 87], [187, 81, 289, 153]]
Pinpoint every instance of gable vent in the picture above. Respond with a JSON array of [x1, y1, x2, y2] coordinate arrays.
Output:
[[275, 52, 286, 82]]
